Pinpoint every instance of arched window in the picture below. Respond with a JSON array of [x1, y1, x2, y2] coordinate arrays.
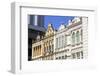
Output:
[[44, 47, 46, 53], [76, 31, 80, 43], [49, 45, 51, 52], [47, 46, 48, 52], [59, 37, 61, 48], [62, 36, 64, 48], [81, 29, 83, 41], [72, 32, 75, 44], [49, 40, 51, 45], [52, 44, 54, 51]]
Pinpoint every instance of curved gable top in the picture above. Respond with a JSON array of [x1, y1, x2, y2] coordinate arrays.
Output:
[[58, 24, 65, 31], [45, 23, 54, 36]]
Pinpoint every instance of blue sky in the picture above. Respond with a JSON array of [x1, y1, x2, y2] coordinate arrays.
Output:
[[44, 15, 75, 30]]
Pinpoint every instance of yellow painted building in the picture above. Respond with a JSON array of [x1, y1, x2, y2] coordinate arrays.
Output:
[[42, 24, 54, 60], [32, 23, 55, 60], [32, 33, 44, 60]]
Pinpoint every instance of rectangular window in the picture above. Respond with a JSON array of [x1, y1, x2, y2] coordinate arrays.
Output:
[[81, 51, 83, 59], [65, 35, 67, 46], [62, 56, 64, 59], [52, 45, 54, 52], [59, 37, 61, 48], [56, 38, 58, 49], [59, 57, 61, 59], [62, 36, 64, 48], [77, 52, 80, 59], [58, 37, 60, 48], [49, 46, 51, 52], [72, 53, 75, 59]]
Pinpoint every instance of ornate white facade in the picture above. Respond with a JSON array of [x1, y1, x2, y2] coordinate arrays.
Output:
[[54, 17, 88, 59]]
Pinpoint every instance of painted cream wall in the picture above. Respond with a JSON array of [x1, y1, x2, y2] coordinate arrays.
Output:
[[54, 17, 85, 59]]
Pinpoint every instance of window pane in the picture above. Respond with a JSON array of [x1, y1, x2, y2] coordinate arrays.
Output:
[[72, 32, 75, 44], [76, 31, 80, 43]]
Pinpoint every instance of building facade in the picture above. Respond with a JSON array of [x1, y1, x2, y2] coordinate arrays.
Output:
[[54, 17, 88, 59], [32, 33, 44, 60], [32, 24, 55, 60], [42, 24, 55, 60], [31, 17, 88, 60], [54, 24, 71, 60]]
